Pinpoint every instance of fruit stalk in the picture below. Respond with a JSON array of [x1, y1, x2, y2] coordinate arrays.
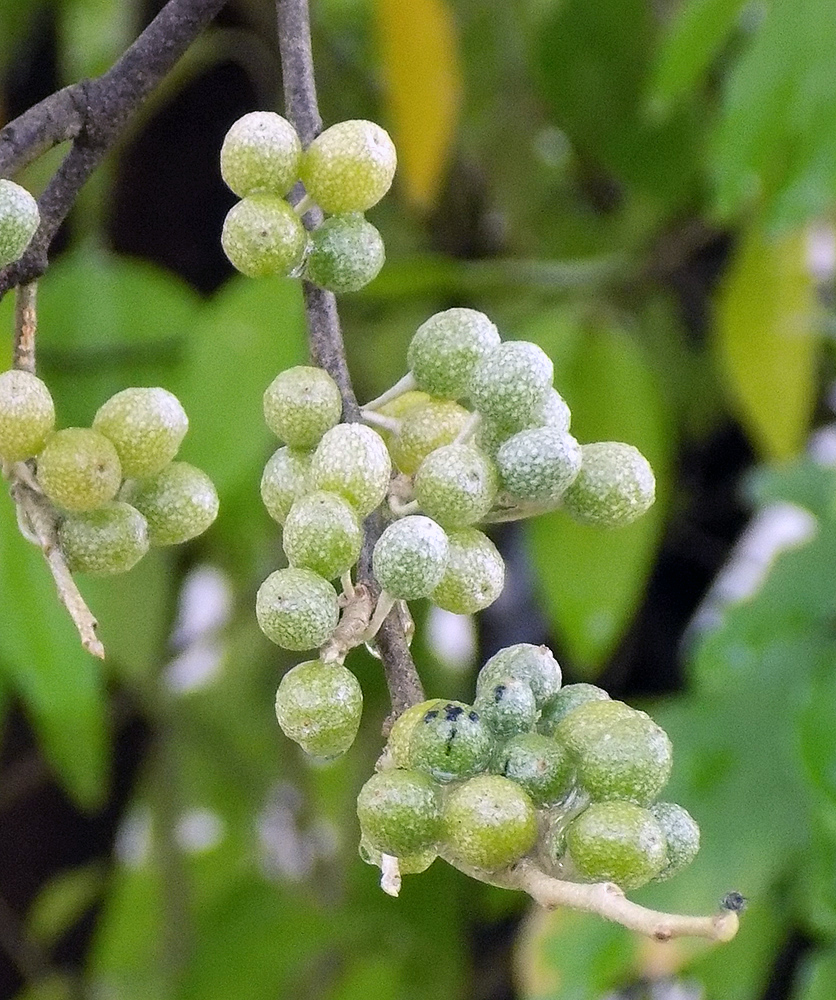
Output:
[[13, 281, 37, 373]]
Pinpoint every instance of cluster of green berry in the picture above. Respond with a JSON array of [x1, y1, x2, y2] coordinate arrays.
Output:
[[355, 643, 699, 891], [0, 179, 40, 268], [0, 371, 218, 574], [220, 113, 395, 293]]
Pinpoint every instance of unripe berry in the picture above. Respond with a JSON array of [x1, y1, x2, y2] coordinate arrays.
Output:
[[283, 490, 362, 580], [496, 427, 581, 504], [220, 111, 302, 197], [475, 417, 511, 459], [275, 659, 362, 758], [260, 446, 312, 524], [373, 389, 432, 451], [221, 194, 307, 278], [390, 399, 471, 475], [442, 774, 537, 871], [476, 388, 572, 460], [407, 701, 494, 782], [553, 698, 636, 751], [566, 801, 667, 890], [300, 120, 397, 214], [477, 643, 562, 709], [414, 443, 498, 528], [58, 502, 149, 576], [359, 838, 437, 875], [537, 388, 572, 432], [373, 515, 449, 600], [305, 214, 385, 293], [407, 309, 500, 400], [122, 462, 219, 546], [649, 802, 700, 881], [356, 770, 443, 857], [474, 675, 537, 740], [256, 567, 339, 650], [494, 732, 573, 806], [264, 366, 342, 448], [538, 683, 609, 736], [37, 428, 122, 512], [311, 423, 392, 516], [430, 528, 504, 614], [0, 179, 39, 267], [0, 369, 55, 461], [92, 387, 188, 478], [469, 341, 553, 429], [385, 698, 446, 768], [562, 442, 655, 527]]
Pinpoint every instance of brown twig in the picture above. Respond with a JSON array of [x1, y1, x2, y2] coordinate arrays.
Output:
[[13, 282, 37, 373]]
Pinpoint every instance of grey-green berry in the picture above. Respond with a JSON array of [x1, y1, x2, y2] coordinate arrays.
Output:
[[0, 369, 55, 461], [566, 801, 667, 890], [373, 515, 449, 600], [256, 567, 339, 650], [305, 214, 385, 293], [275, 659, 362, 758], [37, 428, 122, 512], [92, 387, 188, 478], [283, 490, 362, 580], [474, 675, 537, 740], [390, 399, 471, 475], [649, 802, 700, 881], [430, 528, 504, 614], [414, 443, 498, 528], [122, 462, 218, 546], [407, 309, 501, 400], [221, 194, 307, 277], [220, 111, 302, 198], [442, 774, 537, 871], [264, 366, 342, 448], [562, 442, 656, 527], [385, 698, 447, 768], [260, 446, 312, 524], [496, 427, 581, 504], [477, 643, 562, 709], [536, 388, 572, 432], [538, 683, 610, 736], [311, 423, 392, 516], [407, 701, 494, 782], [495, 732, 573, 806], [356, 770, 443, 857], [300, 119, 397, 214], [359, 838, 437, 875], [0, 180, 39, 267], [470, 341, 554, 429], [58, 502, 149, 576]]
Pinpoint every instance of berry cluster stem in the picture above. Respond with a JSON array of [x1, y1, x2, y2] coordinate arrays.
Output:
[[13, 282, 37, 374]]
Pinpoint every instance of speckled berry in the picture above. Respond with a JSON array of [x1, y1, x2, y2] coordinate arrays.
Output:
[[407, 309, 501, 400], [496, 427, 581, 504], [58, 502, 149, 576], [283, 490, 362, 580], [357, 769, 443, 857], [264, 366, 342, 449], [477, 643, 562, 709], [442, 775, 537, 872], [305, 214, 385, 293], [566, 801, 667, 890], [495, 733, 573, 806], [390, 399, 471, 475], [470, 341, 553, 429], [414, 443, 498, 529], [372, 389, 432, 450], [311, 423, 392, 516], [649, 802, 700, 881], [92, 387, 188, 478], [260, 446, 312, 524], [407, 701, 494, 782], [562, 442, 656, 527], [538, 683, 610, 736], [536, 388, 572, 432], [373, 515, 449, 600], [37, 428, 122, 512], [474, 675, 537, 740], [0, 370, 55, 461], [301, 119, 396, 214], [385, 698, 446, 768], [359, 837, 437, 874], [122, 462, 218, 546], [220, 111, 302, 197], [275, 659, 362, 757], [221, 194, 307, 278], [256, 567, 339, 650], [0, 180, 39, 267], [430, 527, 504, 614]]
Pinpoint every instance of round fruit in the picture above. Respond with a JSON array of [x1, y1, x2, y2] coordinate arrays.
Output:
[[260, 446, 312, 524], [538, 683, 610, 736], [263, 366, 342, 448], [407, 309, 501, 400], [92, 387, 188, 478], [473, 675, 537, 740], [300, 119, 397, 214], [310, 423, 392, 516], [373, 515, 449, 600], [477, 643, 562, 709], [356, 770, 443, 857], [496, 427, 581, 504], [566, 801, 667, 890], [256, 567, 339, 650], [649, 802, 700, 881], [390, 400, 471, 475], [304, 214, 385, 293], [536, 388, 571, 433], [0, 369, 55, 461], [495, 733, 573, 806], [553, 698, 637, 753], [58, 502, 149, 576], [0, 179, 39, 267], [430, 528, 504, 614], [274, 659, 362, 757], [122, 462, 218, 546], [562, 442, 655, 527], [407, 701, 494, 782], [221, 194, 307, 277], [442, 774, 537, 871], [385, 698, 446, 768], [414, 443, 498, 529], [37, 428, 122, 512], [359, 838, 437, 875], [220, 111, 302, 198], [469, 341, 554, 429], [283, 490, 362, 580]]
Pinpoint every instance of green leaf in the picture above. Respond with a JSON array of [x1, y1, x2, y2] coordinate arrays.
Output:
[[745, 459, 836, 519], [793, 949, 836, 1000], [27, 863, 106, 947]]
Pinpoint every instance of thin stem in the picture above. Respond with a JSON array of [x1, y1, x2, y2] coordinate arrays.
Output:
[[362, 372, 418, 412], [320, 582, 373, 664], [13, 282, 37, 373], [364, 591, 397, 643], [361, 410, 401, 434]]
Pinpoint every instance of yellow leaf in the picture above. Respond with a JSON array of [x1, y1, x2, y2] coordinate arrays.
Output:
[[375, 0, 462, 211], [715, 226, 818, 459]]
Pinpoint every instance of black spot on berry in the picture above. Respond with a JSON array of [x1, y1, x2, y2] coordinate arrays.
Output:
[[494, 685, 506, 703], [468, 711, 479, 722], [444, 704, 464, 721], [424, 710, 439, 722]]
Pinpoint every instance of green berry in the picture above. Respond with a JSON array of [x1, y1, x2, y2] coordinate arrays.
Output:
[[538, 683, 610, 736], [0, 179, 39, 267], [260, 446, 312, 524], [305, 214, 385, 293], [220, 111, 302, 198], [275, 659, 362, 757], [122, 462, 218, 546], [470, 341, 553, 429], [256, 567, 339, 650], [496, 427, 581, 504], [562, 442, 655, 527], [385, 698, 446, 768], [283, 490, 362, 580], [407, 701, 494, 782], [221, 194, 307, 278], [92, 387, 188, 478], [414, 443, 498, 528], [58, 501, 149, 576], [650, 802, 700, 882], [477, 643, 562, 709], [372, 389, 432, 451], [301, 119, 397, 214], [407, 309, 500, 400], [359, 838, 437, 874], [311, 423, 392, 516], [373, 515, 449, 600], [430, 528, 504, 614], [0, 369, 55, 461], [264, 366, 342, 448], [474, 417, 511, 459], [495, 733, 573, 806], [37, 428, 122, 512], [566, 801, 667, 890], [442, 774, 537, 871], [537, 388, 572, 432], [390, 399, 471, 475], [474, 675, 537, 740], [357, 770, 443, 857]]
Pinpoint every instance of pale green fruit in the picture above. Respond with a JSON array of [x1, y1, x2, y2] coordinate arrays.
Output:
[[477, 643, 562, 709], [263, 366, 342, 448], [373, 515, 449, 600], [256, 567, 339, 650], [58, 502, 149, 576], [0, 179, 39, 266], [220, 111, 302, 197], [221, 194, 307, 277], [300, 120, 396, 214], [494, 732, 573, 805], [385, 698, 446, 768], [390, 399, 471, 475], [538, 683, 609, 736], [562, 442, 655, 527], [359, 838, 437, 875], [123, 462, 218, 546], [470, 341, 553, 429], [311, 423, 392, 516], [275, 659, 362, 757], [37, 428, 122, 512], [305, 214, 385, 293], [496, 427, 581, 503], [430, 528, 504, 614], [407, 308, 500, 400], [407, 701, 494, 782], [283, 490, 362, 580], [473, 675, 537, 740], [260, 446, 313, 524], [93, 387, 188, 478], [0, 369, 55, 461], [566, 801, 667, 890], [357, 769, 443, 857], [442, 775, 537, 871], [650, 802, 700, 881], [414, 443, 498, 528]]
